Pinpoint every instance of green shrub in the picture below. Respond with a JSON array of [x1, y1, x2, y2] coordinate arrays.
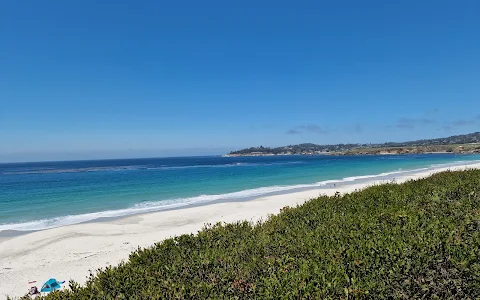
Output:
[[32, 170, 480, 299]]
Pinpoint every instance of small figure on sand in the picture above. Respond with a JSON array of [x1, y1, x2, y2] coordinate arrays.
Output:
[[29, 286, 39, 295], [28, 281, 40, 298]]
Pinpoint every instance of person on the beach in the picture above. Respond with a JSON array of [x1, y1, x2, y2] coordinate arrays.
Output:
[[29, 285, 39, 295]]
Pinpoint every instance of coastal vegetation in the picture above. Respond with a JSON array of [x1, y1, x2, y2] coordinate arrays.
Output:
[[25, 169, 480, 299], [228, 132, 480, 156]]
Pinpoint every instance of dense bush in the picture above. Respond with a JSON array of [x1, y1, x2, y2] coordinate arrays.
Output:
[[28, 170, 480, 299]]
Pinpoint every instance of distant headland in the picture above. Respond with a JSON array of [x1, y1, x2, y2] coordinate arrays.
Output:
[[226, 132, 480, 157]]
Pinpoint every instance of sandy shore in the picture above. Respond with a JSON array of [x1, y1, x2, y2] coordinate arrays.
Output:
[[1, 162, 480, 298]]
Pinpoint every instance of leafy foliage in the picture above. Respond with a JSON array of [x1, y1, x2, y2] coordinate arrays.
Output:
[[28, 170, 480, 299]]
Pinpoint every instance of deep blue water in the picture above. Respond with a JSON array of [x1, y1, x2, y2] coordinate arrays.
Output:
[[1, 154, 479, 231]]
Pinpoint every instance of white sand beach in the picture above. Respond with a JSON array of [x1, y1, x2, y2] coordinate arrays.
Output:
[[1, 162, 480, 298]]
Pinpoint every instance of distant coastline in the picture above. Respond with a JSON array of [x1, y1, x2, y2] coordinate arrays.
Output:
[[226, 132, 480, 157], [224, 146, 480, 157]]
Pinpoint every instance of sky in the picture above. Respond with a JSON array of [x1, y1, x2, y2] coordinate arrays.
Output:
[[1, 0, 479, 162]]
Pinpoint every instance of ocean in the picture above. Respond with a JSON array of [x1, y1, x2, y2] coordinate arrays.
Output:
[[1, 154, 479, 232]]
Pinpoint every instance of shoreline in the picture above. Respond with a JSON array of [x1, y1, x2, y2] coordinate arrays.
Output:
[[1, 161, 480, 298], [2, 158, 480, 234]]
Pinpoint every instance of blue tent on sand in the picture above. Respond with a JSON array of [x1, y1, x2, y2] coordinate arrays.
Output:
[[40, 278, 65, 293]]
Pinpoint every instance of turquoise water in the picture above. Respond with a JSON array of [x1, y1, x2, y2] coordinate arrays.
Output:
[[1, 154, 479, 232]]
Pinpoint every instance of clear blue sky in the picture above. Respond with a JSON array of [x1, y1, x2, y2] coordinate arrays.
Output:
[[1, 0, 479, 162]]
